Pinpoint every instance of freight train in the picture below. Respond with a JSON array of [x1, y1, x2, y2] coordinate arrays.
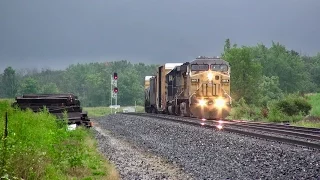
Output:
[[144, 56, 232, 119]]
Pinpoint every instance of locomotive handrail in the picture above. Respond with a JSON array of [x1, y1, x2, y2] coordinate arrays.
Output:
[[189, 82, 204, 99], [221, 88, 232, 104], [189, 92, 197, 106], [174, 89, 184, 99], [173, 89, 185, 105]]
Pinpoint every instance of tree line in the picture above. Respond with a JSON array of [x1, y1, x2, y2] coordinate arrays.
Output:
[[0, 61, 158, 106], [0, 40, 320, 108], [222, 39, 320, 106]]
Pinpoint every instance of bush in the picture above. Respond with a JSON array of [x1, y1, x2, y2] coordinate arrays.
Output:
[[229, 98, 263, 121], [293, 97, 312, 115], [267, 104, 285, 122], [274, 95, 311, 116], [266, 95, 311, 122]]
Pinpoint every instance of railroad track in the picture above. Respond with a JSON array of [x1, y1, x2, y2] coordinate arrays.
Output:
[[123, 112, 320, 150]]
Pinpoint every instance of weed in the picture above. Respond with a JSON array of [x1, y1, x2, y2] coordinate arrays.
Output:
[[228, 98, 264, 121], [292, 120, 320, 128], [306, 93, 320, 117], [0, 100, 119, 180]]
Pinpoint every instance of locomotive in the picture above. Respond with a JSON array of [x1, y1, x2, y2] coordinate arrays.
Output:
[[144, 56, 232, 119]]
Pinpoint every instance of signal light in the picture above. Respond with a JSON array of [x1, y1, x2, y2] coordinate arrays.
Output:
[[113, 87, 118, 93], [113, 72, 118, 80]]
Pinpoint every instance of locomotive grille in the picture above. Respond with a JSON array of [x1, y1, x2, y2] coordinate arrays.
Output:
[[197, 82, 219, 97]]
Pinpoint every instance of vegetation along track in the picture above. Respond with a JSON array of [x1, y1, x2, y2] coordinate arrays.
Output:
[[124, 112, 320, 150]]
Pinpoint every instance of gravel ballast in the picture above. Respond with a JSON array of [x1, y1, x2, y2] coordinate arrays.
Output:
[[94, 114, 320, 179], [93, 125, 192, 179]]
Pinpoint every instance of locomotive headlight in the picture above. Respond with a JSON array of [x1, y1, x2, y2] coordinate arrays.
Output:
[[198, 99, 207, 107], [207, 73, 213, 81], [214, 98, 225, 108]]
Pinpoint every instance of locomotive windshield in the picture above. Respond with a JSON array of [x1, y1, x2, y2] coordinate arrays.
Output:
[[191, 64, 209, 71], [211, 64, 228, 72]]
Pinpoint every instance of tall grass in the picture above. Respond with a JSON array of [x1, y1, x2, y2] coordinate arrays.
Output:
[[292, 121, 320, 128], [307, 93, 320, 117], [291, 94, 320, 128], [0, 100, 119, 180]]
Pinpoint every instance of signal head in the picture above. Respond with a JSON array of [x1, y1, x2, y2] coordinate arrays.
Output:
[[113, 87, 118, 93], [113, 72, 118, 80]]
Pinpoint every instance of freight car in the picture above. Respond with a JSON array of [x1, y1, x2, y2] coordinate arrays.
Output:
[[12, 93, 92, 127], [144, 56, 232, 119]]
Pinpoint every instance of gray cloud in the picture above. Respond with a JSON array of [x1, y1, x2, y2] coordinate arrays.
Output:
[[1, 0, 319, 71]]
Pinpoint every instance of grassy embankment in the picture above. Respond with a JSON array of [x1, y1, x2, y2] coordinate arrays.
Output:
[[292, 93, 320, 128], [0, 100, 119, 180], [229, 93, 320, 128], [84, 106, 144, 117]]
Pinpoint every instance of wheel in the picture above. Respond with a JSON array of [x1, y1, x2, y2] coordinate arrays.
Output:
[[179, 102, 190, 117], [151, 107, 158, 114]]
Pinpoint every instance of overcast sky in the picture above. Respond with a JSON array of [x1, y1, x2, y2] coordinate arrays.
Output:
[[1, 0, 319, 71]]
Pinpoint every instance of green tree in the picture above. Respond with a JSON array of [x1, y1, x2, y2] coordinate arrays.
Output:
[[2, 67, 18, 97], [224, 38, 231, 52], [20, 77, 39, 94], [13, 60, 159, 106], [221, 38, 231, 57], [302, 53, 320, 91], [222, 40, 263, 104], [83, 72, 106, 106], [118, 68, 144, 106], [258, 76, 283, 106], [41, 83, 60, 93], [252, 42, 310, 93]]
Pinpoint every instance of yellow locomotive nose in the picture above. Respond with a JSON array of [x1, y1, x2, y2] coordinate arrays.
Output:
[[207, 72, 213, 81]]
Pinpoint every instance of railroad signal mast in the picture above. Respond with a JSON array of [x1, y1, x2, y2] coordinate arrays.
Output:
[[110, 72, 119, 113]]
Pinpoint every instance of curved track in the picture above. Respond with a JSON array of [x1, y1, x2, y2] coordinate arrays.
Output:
[[124, 112, 320, 150]]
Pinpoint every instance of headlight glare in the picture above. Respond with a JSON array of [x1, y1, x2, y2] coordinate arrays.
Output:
[[207, 73, 213, 81], [215, 98, 225, 108], [198, 99, 206, 107]]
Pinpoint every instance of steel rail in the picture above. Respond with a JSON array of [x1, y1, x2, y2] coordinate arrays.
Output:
[[124, 113, 320, 150], [161, 116, 320, 138], [218, 119, 320, 133], [154, 115, 320, 138], [203, 120, 320, 140]]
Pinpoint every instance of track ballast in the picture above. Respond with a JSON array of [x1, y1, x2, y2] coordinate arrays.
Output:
[[124, 112, 320, 150]]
